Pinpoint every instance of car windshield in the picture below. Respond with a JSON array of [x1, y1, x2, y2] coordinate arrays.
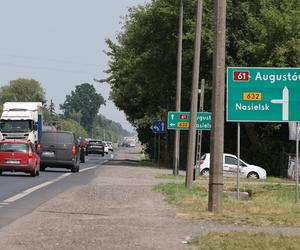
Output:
[[0, 120, 32, 132], [89, 140, 102, 145], [0, 143, 28, 153]]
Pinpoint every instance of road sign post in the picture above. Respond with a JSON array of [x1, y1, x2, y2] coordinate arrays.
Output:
[[227, 67, 300, 203], [227, 67, 300, 122], [151, 120, 166, 134], [167, 112, 211, 130]]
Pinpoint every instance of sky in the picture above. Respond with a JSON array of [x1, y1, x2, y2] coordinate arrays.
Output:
[[0, 0, 148, 132]]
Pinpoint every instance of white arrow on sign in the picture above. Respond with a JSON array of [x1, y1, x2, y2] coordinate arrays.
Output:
[[270, 86, 289, 121], [170, 123, 176, 126], [171, 114, 174, 120]]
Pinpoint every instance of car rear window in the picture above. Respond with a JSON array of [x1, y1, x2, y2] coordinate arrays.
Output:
[[88, 140, 103, 145], [0, 143, 29, 153], [41, 132, 74, 144]]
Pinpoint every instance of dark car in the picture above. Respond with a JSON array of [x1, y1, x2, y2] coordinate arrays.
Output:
[[86, 139, 104, 156], [38, 131, 80, 172], [0, 140, 40, 177]]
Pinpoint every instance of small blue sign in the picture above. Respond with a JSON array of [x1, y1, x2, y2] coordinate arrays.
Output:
[[151, 120, 166, 133]]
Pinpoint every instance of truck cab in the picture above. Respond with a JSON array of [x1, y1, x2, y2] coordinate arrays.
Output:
[[0, 102, 43, 144]]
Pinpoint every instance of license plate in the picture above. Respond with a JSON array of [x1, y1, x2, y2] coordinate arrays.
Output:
[[6, 160, 20, 164], [42, 151, 55, 157]]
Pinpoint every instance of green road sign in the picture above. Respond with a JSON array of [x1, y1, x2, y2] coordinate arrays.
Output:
[[227, 67, 300, 122], [167, 111, 211, 130]]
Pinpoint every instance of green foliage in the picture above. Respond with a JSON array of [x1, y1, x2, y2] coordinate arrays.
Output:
[[60, 83, 105, 134], [0, 78, 46, 105], [59, 118, 88, 138], [104, 0, 300, 175], [91, 114, 130, 142]]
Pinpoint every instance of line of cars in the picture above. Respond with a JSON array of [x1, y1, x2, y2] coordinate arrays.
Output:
[[0, 131, 114, 177]]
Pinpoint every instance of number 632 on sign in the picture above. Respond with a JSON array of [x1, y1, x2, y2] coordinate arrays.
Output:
[[243, 92, 262, 101]]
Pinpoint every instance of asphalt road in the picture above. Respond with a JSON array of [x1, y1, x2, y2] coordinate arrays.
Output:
[[0, 152, 113, 229]]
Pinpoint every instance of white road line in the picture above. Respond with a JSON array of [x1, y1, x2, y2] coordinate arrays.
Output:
[[4, 173, 72, 203], [2, 163, 103, 204], [79, 165, 98, 172]]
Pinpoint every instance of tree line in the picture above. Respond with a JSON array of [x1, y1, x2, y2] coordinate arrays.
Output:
[[103, 0, 300, 176], [0, 78, 130, 141]]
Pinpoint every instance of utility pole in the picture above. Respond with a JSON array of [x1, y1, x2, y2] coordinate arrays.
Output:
[[208, 0, 226, 213], [173, 0, 184, 175], [186, 0, 203, 188], [196, 79, 205, 165]]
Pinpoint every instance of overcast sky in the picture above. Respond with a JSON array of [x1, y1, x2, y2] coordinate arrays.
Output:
[[0, 0, 148, 132]]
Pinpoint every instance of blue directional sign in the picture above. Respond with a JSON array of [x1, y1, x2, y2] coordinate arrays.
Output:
[[151, 120, 166, 133]]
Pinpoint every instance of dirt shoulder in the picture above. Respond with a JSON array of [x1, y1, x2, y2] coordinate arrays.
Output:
[[0, 146, 299, 250]]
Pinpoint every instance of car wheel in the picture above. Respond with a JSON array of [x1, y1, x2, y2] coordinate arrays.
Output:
[[71, 163, 77, 173], [36, 170, 40, 176], [200, 168, 210, 176], [40, 165, 46, 171], [247, 172, 259, 179], [30, 169, 37, 177]]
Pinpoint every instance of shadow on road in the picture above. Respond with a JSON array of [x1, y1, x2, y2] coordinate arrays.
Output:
[[106, 159, 140, 166]]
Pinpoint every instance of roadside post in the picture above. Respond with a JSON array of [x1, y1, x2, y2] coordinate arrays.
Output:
[[196, 79, 206, 167], [297, 122, 299, 203], [167, 111, 211, 180], [151, 120, 166, 166], [227, 67, 300, 202]]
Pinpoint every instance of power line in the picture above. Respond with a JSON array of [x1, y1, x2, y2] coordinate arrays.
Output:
[[0, 53, 100, 68], [0, 61, 99, 75]]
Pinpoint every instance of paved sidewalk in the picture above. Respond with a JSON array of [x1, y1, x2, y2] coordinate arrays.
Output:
[[0, 147, 300, 250]]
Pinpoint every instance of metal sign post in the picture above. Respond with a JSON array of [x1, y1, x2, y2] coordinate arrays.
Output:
[[154, 133, 157, 162], [296, 122, 299, 203], [237, 122, 240, 200]]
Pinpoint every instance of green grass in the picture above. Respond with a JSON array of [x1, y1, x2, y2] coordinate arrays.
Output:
[[190, 231, 300, 250], [153, 181, 300, 226], [155, 174, 185, 180]]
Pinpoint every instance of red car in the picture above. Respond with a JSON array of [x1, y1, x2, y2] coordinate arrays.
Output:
[[0, 140, 40, 177]]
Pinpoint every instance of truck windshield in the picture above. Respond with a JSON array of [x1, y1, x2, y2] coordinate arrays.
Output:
[[0, 120, 32, 132]]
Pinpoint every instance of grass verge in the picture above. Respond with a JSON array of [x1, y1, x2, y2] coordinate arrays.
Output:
[[155, 174, 185, 180], [153, 182, 300, 226], [190, 231, 300, 250]]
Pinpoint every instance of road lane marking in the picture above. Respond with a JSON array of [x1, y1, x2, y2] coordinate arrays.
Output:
[[2, 163, 104, 204], [3, 173, 73, 203], [79, 164, 99, 172]]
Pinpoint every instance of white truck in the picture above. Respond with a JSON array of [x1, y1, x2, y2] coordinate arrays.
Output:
[[0, 102, 43, 144]]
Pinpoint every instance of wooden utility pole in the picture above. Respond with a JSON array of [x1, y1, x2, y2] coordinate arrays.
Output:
[[208, 0, 226, 213], [173, 0, 184, 175], [196, 79, 205, 165], [186, 0, 203, 188]]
